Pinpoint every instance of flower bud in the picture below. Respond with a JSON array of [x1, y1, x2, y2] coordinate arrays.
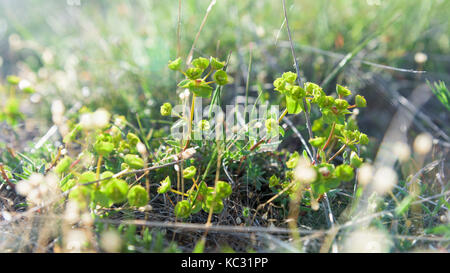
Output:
[[157, 176, 171, 194], [183, 166, 197, 179], [281, 71, 297, 84], [104, 179, 129, 204], [335, 164, 354, 182], [55, 156, 73, 175], [213, 70, 228, 85], [359, 133, 369, 145], [336, 85, 352, 97], [210, 57, 225, 70], [160, 102, 172, 116], [192, 57, 210, 70], [174, 200, 191, 218], [168, 57, 182, 71], [215, 181, 232, 199], [355, 95, 367, 108], [127, 185, 149, 207], [123, 154, 145, 169]]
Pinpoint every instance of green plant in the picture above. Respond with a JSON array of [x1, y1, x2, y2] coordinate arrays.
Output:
[[268, 71, 369, 201], [0, 75, 36, 125]]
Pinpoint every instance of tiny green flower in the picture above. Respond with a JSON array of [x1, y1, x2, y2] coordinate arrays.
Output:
[[269, 175, 280, 187], [210, 57, 225, 70], [359, 133, 369, 145], [273, 78, 286, 92], [94, 139, 115, 156], [286, 152, 300, 169], [160, 102, 172, 116], [335, 99, 349, 110], [79, 171, 96, 184], [192, 57, 210, 70], [309, 136, 326, 148], [104, 179, 129, 204], [55, 156, 72, 175], [197, 120, 210, 131], [355, 95, 367, 108], [183, 166, 197, 179], [157, 176, 171, 194], [335, 164, 354, 182], [186, 67, 203, 80], [6, 75, 20, 85], [336, 85, 352, 97], [127, 185, 149, 207], [168, 57, 182, 71], [265, 118, 278, 133], [174, 200, 191, 218], [123, 154, 145, 169], [215, 181, 232, 199], [282, 71, 297, 84], [213, 70, 228, 85], [350, 151, 363, 168], [22, 86, 35, 94], [127, 132, 140, 146]]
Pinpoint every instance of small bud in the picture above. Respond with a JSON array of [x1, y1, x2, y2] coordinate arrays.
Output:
[[55, 156, 73, 175], [123, 154, 145, 169], [215, 181, 232, 199], [174, 200, 191, 218], [183, 166, 197, 179], [355, 95, 367, 108], [168, 57, 182, 71], [127, 185, 149, 207], [160, 102, 172, 116], [286, 152, 300, 169], [359, 133, 369, 145], [6, 75, 20, 85], [350, 152, 363, 168], [335, 164, 354, 182], [157, 176, 171, 194], [192, 57, 210, 70], [197, 120, 210, 131], [335, 99, 349, 110], [104, 179, 129, 204], [210, 57, 225, 70], [281, 71, 297, 84], [336, 85, 352, 97], [213, 70, 228, 85]]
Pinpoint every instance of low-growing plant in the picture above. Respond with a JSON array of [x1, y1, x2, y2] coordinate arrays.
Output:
[[0, 75, 36, 126]]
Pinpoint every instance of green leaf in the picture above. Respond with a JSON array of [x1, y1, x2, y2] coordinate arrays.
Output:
[[285, 94, 302, 114]]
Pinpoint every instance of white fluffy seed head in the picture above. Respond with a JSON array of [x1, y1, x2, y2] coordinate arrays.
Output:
[[414, 52, 428, 64], [136, 142, 147, 156], [393, 142, 411, 163], [357, 163, 374, 186], [373, 167, 397, 195], [413, 133, 433, 155], [65, 230, 87, 253], [342, 228, 392, 253], [100, 230, 122, 253], [294, 158, 316, 184], [92, 108, 110, 129], [64, 200, 80, 224]]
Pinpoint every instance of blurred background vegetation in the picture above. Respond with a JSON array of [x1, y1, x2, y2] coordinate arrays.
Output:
[[0, 0, 449, 147]]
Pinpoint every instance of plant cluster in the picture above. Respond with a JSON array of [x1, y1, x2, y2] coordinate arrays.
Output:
[[0, 75, 36, 125], [268, 71, 369, 202], [55, 111, 150, 209]]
